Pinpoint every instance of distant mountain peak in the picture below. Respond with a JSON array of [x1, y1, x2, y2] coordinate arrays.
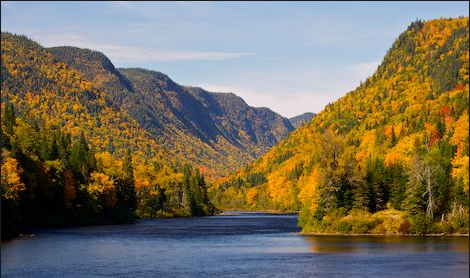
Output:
[[289, 112, 316, 128]]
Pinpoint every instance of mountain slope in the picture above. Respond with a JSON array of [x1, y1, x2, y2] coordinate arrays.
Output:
[[289, 112, 316, 128], [214, 17, 469, 235], [47, 47, 294, 178], [1, 33, 214, 238], [1, 34, 162, 159]]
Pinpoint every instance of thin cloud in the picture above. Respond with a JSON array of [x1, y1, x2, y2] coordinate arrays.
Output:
[[35, 33, 255, 62], [101, 46, 256, 62]]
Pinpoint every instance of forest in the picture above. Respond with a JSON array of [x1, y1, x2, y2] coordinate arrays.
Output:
[[213, 17, 469, 235], [1, 105, 214, 239]]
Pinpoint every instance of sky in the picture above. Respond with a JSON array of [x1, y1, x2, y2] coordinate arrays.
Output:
[[1, 1, 468, 118]]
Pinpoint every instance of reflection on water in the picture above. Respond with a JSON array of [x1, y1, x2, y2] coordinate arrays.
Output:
[[303, 235, 470, 253], [1, 212, 468, 278]]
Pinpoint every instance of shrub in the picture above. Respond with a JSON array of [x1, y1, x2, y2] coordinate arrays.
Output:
[[409, 212, 434, 235], [334, 220, 352, 233], [351, 219, 374, 234], [372, 209, 407, 234]]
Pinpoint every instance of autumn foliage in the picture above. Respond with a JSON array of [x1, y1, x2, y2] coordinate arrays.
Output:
[[214, 17, 469, 235], [1, 32, 214, 239]]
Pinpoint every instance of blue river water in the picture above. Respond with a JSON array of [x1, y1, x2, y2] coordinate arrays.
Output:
[[1, 212, 468, 278]]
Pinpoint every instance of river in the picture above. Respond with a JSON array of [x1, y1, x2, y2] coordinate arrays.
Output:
[[1, 212, 468, 278]]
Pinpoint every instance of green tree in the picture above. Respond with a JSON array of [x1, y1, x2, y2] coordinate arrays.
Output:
[[117, 149, 137, 212]]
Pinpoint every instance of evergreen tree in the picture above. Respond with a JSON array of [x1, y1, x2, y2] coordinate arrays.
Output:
[[181, 164, 194, 215], [390, 126, 397, 147], [117, 149, 137, 211]]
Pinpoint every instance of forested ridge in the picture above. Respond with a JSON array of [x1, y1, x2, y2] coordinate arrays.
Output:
[[1, 33, 215, 239], [213, 17, 469, 235], [47, 47, 294, 178]]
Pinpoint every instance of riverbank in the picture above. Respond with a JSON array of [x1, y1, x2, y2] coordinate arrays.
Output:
[[216, 210, 299, 216], [300, 231, 469, 237], [217, 210, 469, 237]]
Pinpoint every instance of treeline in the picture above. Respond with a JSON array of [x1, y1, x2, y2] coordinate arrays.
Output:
[[296, 129, 468, 235], [1, 104, 214, 240]]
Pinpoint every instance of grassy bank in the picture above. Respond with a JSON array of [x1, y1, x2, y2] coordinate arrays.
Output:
[[299, 208, 469, 236]]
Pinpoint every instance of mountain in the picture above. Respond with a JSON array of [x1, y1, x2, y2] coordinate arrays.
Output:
[[1, 32, 293, 238], [214, 17, 469, 235], [0, 33, 211, 238], [1, 34, 164, 160], [47, 47, 294, 178], [289, 112, 316, 128]]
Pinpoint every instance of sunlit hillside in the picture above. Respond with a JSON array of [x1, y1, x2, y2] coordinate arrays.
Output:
[[214, 17, 469, 235]]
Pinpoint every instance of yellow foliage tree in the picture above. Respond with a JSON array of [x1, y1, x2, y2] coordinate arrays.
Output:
[[1, 150, 25, 201], [245, 187, 259, 207], [87, 172, 117, 208], [297, 168, 321, 212], [452, 155, 469, 195], [450, 112, 469, 157]]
